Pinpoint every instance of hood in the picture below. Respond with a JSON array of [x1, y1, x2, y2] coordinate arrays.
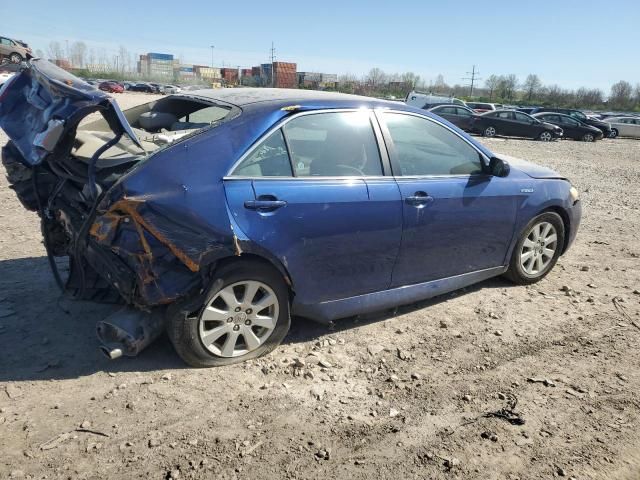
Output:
[[587, 118, 609, 128], [498, 154, 567, 180], [0, 59, 140, 166]]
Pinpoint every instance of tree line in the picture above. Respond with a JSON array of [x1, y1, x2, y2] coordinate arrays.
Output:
[[337, 69, 640, 111]]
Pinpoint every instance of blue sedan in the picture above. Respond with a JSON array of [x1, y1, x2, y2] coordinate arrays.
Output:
[[0, 60, 581, 366]]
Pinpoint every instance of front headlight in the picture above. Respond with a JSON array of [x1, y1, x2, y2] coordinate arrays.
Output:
[[569, 186, 579, 203]]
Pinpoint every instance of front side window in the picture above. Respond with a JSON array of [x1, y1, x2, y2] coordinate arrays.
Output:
[[560, 116, 579, 126], [456, 108, 472, 116], [232, 129, 292, 177], [283, 111, 383, 176], [382, 113, 483, 176], [439, 106, 457, 115], [514, 112, 533, 123]]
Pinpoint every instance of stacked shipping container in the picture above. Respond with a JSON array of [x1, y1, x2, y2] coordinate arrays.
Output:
[[220, 68, 239, 85], [273, 62, 297, 89]]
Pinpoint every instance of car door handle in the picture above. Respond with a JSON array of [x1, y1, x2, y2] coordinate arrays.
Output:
[[244, 200, 287, 211], [405, 191, 434, 206]]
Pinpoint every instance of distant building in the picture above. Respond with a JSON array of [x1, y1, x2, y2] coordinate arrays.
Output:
[[220, 67, 239, 85], [138, 52, 174, 78]]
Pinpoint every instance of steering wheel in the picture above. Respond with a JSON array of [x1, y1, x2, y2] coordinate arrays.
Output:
[[336, 164, 365, 176]]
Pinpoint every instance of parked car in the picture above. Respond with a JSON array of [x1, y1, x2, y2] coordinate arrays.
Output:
[[605, 117, 640, 139], [405, 91, 466, 109], [0, 60, 581, 367], [0, 36, 32, 63], [529, 107, 612, 138], [98, 81, 124, 93], [129, 82, 156, 93], [428, 104, 477, 131], [471, 110, 563, 141], [163, 85, 181, 94], [532, 113, 603, 142], [466, 102, 503, 113]]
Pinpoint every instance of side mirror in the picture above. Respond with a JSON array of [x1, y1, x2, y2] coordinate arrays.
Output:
[[489, 156, 510, 177]]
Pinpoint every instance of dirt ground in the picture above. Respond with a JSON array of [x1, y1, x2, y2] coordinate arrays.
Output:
[[1, 92, 639, 480]]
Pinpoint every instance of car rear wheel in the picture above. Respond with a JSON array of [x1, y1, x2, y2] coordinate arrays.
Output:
[[484, 126, 497, 137], [582, 133, 595, 142], [9, 53, 23, 64], [538, 131, 553, 142], [505, 212, 564, 285], [610, 129, 618, 138], [167, 259, 290, 367]]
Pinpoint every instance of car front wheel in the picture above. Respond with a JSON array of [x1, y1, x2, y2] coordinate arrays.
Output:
[[538, 131, 553, 142], [484, 126, 497, 137], [168, 259, 291, 367], [582, 133, 595, 142], [505, 212, 565, 285]]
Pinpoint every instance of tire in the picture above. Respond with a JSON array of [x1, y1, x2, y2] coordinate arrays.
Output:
[[167, 259, 291, 367], [538, 131, 553, 142], [484, 125, 497, 137], [610, 129, 618, 138], [9, 52, 23, 64], [504, 212, 565, 285], [582, 133, 595, 142]]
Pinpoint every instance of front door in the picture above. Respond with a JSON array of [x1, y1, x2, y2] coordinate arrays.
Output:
[[225, 110, 402, 305], [378, 111, 519, 286]]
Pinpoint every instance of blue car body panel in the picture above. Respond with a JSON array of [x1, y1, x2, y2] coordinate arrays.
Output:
[[0, 60, 581, 321]]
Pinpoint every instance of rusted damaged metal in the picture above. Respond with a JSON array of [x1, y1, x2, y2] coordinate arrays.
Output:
[[92, 197, 200, 272]]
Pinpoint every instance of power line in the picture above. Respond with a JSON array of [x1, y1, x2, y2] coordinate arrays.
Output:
[[462, 65, 481, 97]]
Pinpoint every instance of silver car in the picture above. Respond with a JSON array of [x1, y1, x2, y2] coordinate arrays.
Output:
[[607, 117, 640, 139], [0, 36, 32, 63]]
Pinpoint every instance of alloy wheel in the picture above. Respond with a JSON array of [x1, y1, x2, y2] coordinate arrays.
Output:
[[198, 280, 279, 358], [583, 133, 594, 142], [9, 53, 22, 64], [520, 221, 558, 276], [484, 126, 496, 137], [539, 131, 552, 142]]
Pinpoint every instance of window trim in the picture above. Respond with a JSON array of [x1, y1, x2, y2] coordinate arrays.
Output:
[[226, 108, 391, 180], [373, 109, 491, 178]]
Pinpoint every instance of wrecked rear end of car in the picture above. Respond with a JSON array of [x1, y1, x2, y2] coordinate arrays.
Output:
[[0, 60, 247, 358]]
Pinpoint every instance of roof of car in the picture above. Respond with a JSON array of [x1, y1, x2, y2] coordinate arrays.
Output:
[[179, 87, 398, 109]]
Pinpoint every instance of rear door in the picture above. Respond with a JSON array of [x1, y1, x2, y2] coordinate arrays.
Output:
[[377, 111, 518, 286], [224, 110, 402, 306]]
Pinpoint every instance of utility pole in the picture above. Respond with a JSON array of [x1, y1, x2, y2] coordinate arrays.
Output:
[[462, 65, 481, 97], [210, 45, 215, 68], [270, 41, 276, 87]]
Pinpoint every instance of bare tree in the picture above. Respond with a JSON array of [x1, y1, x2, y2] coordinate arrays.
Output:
[[484, 74, 499, 101], [47, 41, 64, 60], [401, 72, 420, 89], [366, 68, 386, 88], [70, 41, 87, 68], [609, 80, 633, 109], [118, 45, 130, 73], [522, 74, 542, 102], [433, 74, 446, 93], [34, 49, 45, 59]]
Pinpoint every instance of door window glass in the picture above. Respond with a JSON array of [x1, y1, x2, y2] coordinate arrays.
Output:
[[283, 111, 383, 176], [231, 129, 292, 177], [514, 112, 532, 123], [456, 108, 472, 116], [496, 111, 512, 119], [382, 113, 483, 176]]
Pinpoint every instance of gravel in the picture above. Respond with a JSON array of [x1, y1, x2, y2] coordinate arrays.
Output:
[[0, 92, 639, 479]]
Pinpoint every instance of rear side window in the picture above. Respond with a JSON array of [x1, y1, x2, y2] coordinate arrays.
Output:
[[283, 111, 383, 176], [496, 112, 512, 119], [382, 113, 483, 176], [456, 108, 472, 116], [439, 107, 457, 114], [232, 129, 292, 177]]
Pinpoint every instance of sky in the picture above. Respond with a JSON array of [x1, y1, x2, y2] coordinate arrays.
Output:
[[1, 0, 639, 92]]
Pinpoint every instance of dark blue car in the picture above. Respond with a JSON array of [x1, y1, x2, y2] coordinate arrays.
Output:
[[0, 60, 581, 367]]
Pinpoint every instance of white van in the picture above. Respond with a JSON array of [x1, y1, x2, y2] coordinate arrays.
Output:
[[405, 91, 466, 109]]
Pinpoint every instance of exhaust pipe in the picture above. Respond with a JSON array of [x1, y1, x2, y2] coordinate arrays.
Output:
[[96, 307, 166, 359]]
